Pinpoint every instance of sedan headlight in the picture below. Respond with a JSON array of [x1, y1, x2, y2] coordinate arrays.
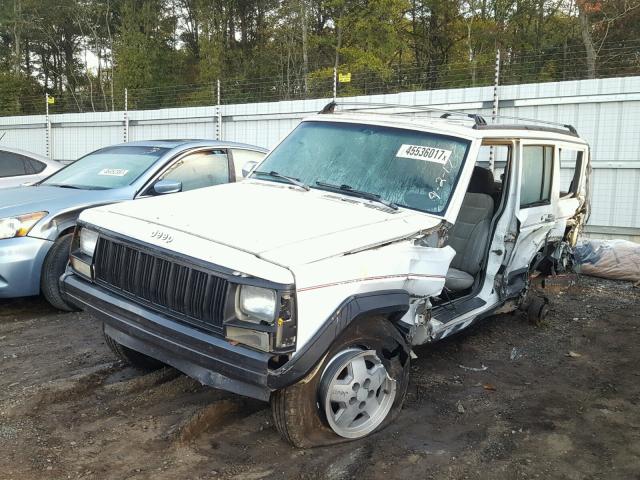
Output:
[[79, 228, 99, 257], [237, 285, 277, 323], [0, 212, 48, 240]]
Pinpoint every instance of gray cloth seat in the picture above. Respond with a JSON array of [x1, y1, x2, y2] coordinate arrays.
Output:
[[444, 192, 495, 291]]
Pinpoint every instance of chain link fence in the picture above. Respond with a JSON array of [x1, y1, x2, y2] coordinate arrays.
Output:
[[2, 41, 639, 117]]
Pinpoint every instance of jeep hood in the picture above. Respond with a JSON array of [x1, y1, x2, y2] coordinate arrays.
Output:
[[83, 181, 442, 267]]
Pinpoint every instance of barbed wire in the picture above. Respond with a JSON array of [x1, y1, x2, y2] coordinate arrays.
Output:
[[1, 42, 639, 117]]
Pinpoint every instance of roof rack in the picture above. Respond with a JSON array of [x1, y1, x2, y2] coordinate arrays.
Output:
[[318, 100, 578, 136], [319, 101, 488, 127]]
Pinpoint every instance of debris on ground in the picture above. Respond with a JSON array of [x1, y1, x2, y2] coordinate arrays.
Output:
[[459, 364, 488, 372], [510, 347, 522, 361]]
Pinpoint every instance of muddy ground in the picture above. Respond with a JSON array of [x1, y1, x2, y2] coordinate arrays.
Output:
[[0, 276, 639, 480]]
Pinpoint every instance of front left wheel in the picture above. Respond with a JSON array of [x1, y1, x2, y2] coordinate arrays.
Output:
[[41, 233, 78, 311], [271, 316, 410, 448], [103, 325, 165, 371]]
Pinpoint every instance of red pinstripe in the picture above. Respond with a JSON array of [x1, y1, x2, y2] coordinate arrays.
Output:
[[297, 273, 445, 292]]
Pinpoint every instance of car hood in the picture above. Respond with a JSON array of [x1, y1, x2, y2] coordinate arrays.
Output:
[[86, 181, 443, 267], [0, 185, 127, 221]]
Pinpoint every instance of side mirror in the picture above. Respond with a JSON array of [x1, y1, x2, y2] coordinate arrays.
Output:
[[241, 161, 258, 178], [153, 179, 182, 195]]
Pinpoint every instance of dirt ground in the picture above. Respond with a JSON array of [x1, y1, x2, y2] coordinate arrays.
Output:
[[1, 276, 639, 480]]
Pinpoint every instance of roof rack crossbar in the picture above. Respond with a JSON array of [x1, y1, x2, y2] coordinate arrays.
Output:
[[482, 113, 578, 135], [318, 101, 488, 128], [318, 101, 578, 135]]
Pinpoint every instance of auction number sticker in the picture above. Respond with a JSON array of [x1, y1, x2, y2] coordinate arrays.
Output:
[[98, 168, 129, 177], [396, 144, 452, 165]]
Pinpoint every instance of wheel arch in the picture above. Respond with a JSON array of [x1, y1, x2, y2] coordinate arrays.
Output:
[[268, 289, 411, 390], [50, 209, 83, 239]]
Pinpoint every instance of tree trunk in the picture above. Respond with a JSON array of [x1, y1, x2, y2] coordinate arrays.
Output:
[[577, 1, 597, 79], [13, 0, 22, 75], [300, 0, 309, 95], [334, 18, 342, 72], [106, 0, 115, 110]]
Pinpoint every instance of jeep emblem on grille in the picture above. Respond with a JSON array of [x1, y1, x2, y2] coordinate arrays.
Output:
[[150, 230, 174, 243]]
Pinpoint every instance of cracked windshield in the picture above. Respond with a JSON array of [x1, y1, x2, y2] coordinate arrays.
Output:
[[252, 121, 471, 214]]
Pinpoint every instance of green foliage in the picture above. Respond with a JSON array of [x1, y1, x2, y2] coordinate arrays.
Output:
[[0, 0, 639, 114], [0, 71, 41, 114]]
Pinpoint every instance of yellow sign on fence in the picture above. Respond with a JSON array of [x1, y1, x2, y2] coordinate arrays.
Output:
[[47, 96, 55, 105], [338, 73, 351, 83]]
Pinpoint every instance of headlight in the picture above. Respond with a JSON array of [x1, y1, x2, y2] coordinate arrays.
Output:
[[79, 228, 99, 257], [237, 285, 277, 323], [0, 212, 47, 240]]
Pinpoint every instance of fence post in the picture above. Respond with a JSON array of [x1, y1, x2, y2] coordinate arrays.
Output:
[[489, 48, 501, 173], [45, 93, 52, 159], [215, 79, 222, 141], [123, 88, 129, 143], [333, 67, 337, 101]]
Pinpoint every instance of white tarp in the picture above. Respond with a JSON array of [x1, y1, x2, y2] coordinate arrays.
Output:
[[574, 239, 640, 283]]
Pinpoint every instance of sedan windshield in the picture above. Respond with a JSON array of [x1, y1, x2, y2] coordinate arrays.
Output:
[[251, 121, 471, 215], [42, 145, 168, 190]]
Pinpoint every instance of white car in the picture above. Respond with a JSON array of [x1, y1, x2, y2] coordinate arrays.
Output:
[[62, 103, 590, 447], [0, 147, 62, 188]]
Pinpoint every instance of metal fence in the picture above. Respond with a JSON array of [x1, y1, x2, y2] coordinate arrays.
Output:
[[3, 42, 640, 116], [1, 75, 639, 241]]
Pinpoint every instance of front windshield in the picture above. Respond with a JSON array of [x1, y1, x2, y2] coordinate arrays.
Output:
[[252, 121, 471, 215], [42, 145, 169, 190]]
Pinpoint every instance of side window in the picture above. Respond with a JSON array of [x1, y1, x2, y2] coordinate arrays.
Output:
[[0, 151, 28, 177], [520, 145, 553, 208], [231, 149, 266, 178], [160, 149, 229, 192], [559, 149, 584, 197]]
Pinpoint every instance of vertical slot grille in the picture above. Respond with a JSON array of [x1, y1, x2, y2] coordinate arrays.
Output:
[[94, 238, 228, 330]]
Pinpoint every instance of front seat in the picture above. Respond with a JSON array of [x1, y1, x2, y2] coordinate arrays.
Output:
[[444, 167, 496, 291]]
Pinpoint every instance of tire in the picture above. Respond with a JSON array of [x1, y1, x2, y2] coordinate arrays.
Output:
[[527, 295, 549, 326], [103, 325, 165, 371], [271, 316, 410, 448], [41, 233, 78, 311]]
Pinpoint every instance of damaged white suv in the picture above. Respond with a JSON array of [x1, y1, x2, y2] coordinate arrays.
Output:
[[62, 103, 590, 447]]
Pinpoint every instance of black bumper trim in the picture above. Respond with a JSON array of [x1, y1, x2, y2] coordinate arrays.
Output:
[[62, 272, 410, 399], [62, 272, 272, 401]]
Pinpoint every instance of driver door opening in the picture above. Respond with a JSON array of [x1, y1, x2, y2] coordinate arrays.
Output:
[[435, 143, 512, 303]]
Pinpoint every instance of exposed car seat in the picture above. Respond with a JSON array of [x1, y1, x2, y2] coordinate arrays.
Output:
[[444, 167, 496, 291], [467, 166, 497, 196]]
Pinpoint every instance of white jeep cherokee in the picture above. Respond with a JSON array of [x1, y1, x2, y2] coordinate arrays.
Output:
[[62, 103, 590, 447]]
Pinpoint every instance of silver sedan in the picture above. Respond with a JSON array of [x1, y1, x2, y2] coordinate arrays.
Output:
[[0, 139, 267, 309], [0, 147, 63, 188]]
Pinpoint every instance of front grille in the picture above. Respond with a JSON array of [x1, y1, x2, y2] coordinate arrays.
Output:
[[94, 237, 229, 331]]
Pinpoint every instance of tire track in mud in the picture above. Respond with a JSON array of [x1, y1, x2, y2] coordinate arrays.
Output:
[[174, 398, 263, 443]]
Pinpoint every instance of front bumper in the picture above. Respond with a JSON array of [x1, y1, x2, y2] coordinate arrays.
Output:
[[61, 271, 276, 401], [0, 236, 53, 298]]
